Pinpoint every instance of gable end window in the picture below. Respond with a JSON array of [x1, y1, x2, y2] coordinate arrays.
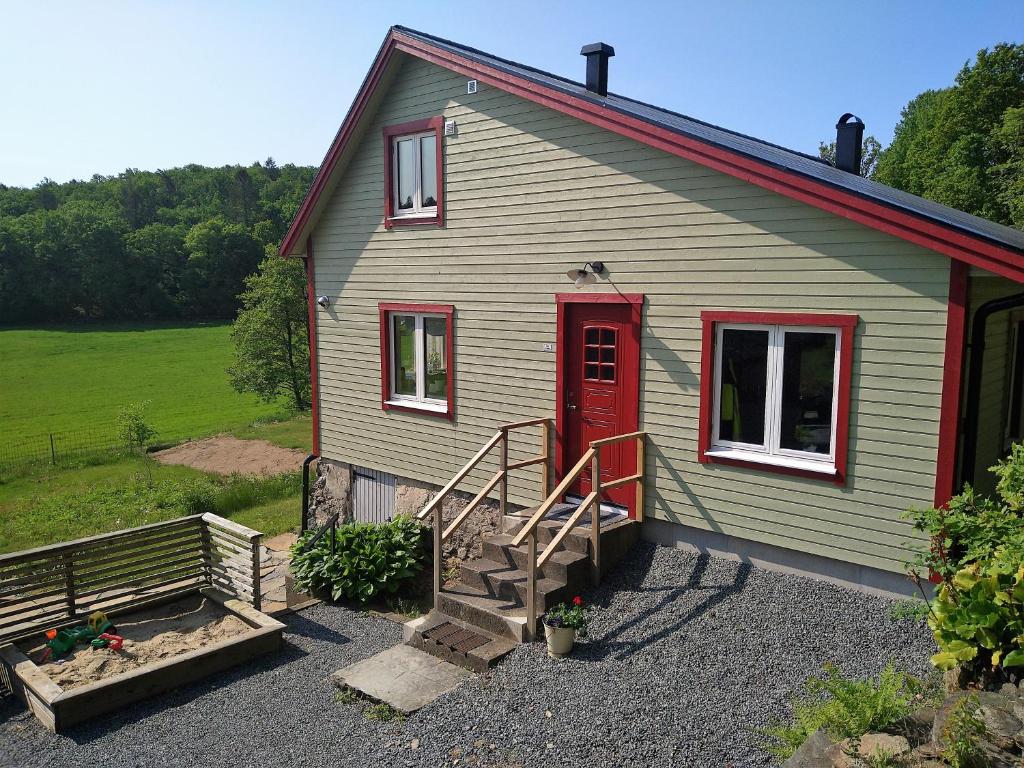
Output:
[[379, 302, 454, 418], [697, 311, 857, 483], [383, 117, 444, 228]]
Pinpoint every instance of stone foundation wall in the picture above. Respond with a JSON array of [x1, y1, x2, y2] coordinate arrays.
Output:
[[310, 459, 505, 561]]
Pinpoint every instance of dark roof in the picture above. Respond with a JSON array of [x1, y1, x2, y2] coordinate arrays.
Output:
[[395, 25, 1024, 256]]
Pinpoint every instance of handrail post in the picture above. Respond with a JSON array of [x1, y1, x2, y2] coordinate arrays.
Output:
[[527, 531, 537, 641], [540, 419, 550, 498], [61, 551, 76, 621], [635, 434, 645, 523], [591, 449, 601, 586], [433, 507, 442, 606], [499, 428, 508, 518], [251, 534, 263, 612]]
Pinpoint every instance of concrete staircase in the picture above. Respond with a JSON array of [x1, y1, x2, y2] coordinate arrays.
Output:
[[405, 504, 639, 672]]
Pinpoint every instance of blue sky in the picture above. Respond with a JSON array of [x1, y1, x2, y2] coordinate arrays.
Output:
[[1, 1, 1021, 188]]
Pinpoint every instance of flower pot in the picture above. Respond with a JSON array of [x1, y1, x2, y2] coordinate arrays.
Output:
[[543, 623, 575, 658]]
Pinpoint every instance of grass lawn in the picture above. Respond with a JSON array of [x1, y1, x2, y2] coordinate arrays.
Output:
[[0, 456, 301, 554], [0, 323, 294, 447], [231, 413, 312, 452]]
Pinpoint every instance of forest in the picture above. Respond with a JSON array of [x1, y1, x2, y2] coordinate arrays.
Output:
[[0, 160, 315, 323]]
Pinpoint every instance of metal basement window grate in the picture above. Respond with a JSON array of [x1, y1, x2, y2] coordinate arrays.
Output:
[[352, 467, 396, 523]]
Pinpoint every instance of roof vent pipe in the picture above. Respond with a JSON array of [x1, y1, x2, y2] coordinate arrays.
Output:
[[835, 113, 865, 175], [580, 43, 615, 96]]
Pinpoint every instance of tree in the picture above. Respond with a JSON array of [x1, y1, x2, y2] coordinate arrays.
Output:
[[818, 135, 882, 178], [874, 43, 1024, 229], [228, 251, 310, 410]]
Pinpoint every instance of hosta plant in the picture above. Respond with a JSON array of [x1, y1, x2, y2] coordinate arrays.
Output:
[[289, 516, 430, 603], [929, 548, 1024, 672]]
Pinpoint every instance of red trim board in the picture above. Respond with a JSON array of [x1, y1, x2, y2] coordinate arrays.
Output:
[[382, 116, 445, 229], [305, 236, 321, 455], [279, 28, 1024, 284], [697, 310, 858, 485], [378, 302, 455, 420], [554, 293, 644, 492], [934, 260, 968, 507]]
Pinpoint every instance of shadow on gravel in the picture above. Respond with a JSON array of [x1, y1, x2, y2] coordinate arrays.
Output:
[[58, 639, 308, 745], [585, 551, 751, 662], [283, 609, 352, 646]]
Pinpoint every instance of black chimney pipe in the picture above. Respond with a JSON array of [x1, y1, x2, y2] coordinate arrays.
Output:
[[835, 113, 865, 175], [580, 43, 615, 96]]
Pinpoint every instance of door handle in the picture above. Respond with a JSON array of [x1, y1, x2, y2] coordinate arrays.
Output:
[[568, 404, 578, 411]]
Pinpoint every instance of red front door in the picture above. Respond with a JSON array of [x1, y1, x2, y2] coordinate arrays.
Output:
[[560, 300, 641, 515]]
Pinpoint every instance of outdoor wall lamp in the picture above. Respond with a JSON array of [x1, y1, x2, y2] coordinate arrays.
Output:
[[566, 261, 605, 288], [316, 295, 330, 308]]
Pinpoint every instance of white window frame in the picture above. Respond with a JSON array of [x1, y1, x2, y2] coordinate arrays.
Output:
[[708, 323, 841, 475], [390, 131, 438, 219], [387, 312, 448, 413]]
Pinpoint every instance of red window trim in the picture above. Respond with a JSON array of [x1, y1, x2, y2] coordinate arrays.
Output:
[[382, 117, 444, 229], [378, 302, 454, 420], [697, 310, 858, 485]]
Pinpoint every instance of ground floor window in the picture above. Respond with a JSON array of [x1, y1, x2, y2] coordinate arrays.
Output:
[[378, 303, 454, 418], [698, 311, 857, 482]]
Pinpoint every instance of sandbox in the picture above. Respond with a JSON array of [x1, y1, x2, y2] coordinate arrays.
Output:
[[0, 588, 284, 733]]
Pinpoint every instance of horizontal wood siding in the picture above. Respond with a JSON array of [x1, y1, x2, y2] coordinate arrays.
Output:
[[311, 55, 954, 574]]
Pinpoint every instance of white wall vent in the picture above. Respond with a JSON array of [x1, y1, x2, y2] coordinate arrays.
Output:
[[467, 79, 477, 94], [444, 120, 457, 136]]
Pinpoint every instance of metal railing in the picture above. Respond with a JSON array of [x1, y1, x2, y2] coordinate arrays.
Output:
[[415, 418, 551, 602]]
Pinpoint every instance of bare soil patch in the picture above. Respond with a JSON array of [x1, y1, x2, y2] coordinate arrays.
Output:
[[19, 594, 250, 690], [152, 435, 307, 475]]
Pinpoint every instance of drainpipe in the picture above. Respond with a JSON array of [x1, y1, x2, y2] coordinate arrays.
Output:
[[960, 291, 1024, 487], [301, 453, 318, 533]]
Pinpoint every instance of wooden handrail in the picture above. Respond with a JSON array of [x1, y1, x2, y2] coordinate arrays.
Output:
[[537, 491, 596, 567], [511, 447, 596, 547], [416, 431, 503, 520], [500, 417, 551, 431], [588, 430, 646, 448], [442, 470, 503, 539]]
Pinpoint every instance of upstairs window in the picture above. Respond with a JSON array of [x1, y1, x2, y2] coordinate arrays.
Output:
[[698, 311, 857, 482], [379, 303, 454, 418], [383, 118, 444, 228]]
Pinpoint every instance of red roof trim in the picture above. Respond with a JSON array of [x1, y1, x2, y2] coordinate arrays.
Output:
[[280, 29, 1024, 284]]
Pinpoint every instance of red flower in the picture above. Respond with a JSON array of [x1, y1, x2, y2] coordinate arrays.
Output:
[[573, 596, 583, 607]]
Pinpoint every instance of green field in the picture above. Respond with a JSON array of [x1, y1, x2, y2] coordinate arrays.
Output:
[[0, 323, 293, 447]]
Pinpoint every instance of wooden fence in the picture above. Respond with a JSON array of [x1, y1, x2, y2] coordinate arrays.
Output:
[[0, 513, 263, 645]]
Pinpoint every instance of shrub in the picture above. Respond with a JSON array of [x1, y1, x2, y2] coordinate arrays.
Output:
[[289, 516, 430, 603], [905, 444, 1024, 583], [761, 663, 929, 759], [115, 402, 158, 453], [939, 695, 987, 768], [929, 549, 1024, 674]]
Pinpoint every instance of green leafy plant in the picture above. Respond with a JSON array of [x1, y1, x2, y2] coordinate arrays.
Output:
[[905, 444, 1024, 584], [939, 695, 987, 768], [364, 702, 404, 722], [761, 663, 928, 760], [543, 596, 592, 638], [289, 516, 430, 603], [334, 688, 358, 705], [928, 549, 1024, 673], [115, 401, 158, 453], [888, 599, 930, 623]]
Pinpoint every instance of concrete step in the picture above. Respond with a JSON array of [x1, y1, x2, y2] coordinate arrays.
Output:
[[458, 558, 569, 611], [482, 535, 592, 585], [435, 584, 529, 642], [404, 610, 517, 673]]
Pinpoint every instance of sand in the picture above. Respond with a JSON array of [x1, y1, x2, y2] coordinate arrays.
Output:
[[152, 436, 307, 476], [20, 594, 252, 690]]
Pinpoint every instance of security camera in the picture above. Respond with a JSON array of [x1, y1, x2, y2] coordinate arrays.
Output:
[[316, 295, 330, 308]]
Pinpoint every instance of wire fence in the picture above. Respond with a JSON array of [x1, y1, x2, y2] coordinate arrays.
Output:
[[0, 429, 131, 480]]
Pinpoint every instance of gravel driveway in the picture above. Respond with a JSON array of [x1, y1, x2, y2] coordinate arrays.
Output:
[[0, 543, 934, 767]]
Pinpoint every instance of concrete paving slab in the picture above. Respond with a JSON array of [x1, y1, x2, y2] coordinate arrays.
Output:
[[330, 644, 472, 714]]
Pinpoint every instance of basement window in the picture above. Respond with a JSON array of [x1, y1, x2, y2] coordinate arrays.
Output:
[[698, 311, 857, 482], [383, 117, 444, 228], [379, 303, 454, 418]]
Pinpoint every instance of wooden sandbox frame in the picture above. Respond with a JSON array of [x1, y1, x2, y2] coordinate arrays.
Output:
[[0, 513, 286, 732]]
